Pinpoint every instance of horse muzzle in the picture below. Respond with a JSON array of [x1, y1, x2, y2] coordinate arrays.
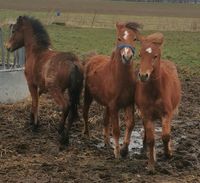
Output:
[[138, 72, 150, 82], [118, 44, 135, 64], [4, 42, 13, 52], [122, 54, 133, 64]]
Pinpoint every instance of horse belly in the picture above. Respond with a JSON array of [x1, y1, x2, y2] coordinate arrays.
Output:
[[117, 90, 134, 108]]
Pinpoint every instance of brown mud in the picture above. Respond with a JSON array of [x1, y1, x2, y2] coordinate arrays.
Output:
[[0, 72, 199, 183]]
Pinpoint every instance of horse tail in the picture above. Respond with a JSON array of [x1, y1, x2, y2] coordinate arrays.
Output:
[[68, 63, 84, 121]]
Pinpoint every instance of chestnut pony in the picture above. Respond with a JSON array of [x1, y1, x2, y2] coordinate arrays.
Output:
[[135, 33, 181, 172], [83, 22, 141, 158], [5, 16, 83, 145]]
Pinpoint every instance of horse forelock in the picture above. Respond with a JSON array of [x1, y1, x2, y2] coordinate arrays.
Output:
[[18, 16, 51, 49], [125, 22, 142, 32]]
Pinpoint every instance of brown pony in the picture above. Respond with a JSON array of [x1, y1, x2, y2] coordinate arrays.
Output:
[[83, 22, 141, 158], [135, 33, 181, 172], [5, 16, 83, 145]]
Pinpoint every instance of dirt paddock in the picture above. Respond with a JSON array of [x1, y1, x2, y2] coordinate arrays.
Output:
[[0, 71, 199, 183]]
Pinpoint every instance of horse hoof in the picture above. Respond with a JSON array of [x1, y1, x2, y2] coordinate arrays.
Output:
[[32, 124, 39, 132], [58, 126, 64, 135], [104, 142, 112, 149], [164, 151, 173, 159], [120, 144, 129, 158], [83, 130, 90, 137], [114, 148, 120, 159], [30, 113, 34, 125], [146, 164, 156, 174], [59, 130, 69, 146]]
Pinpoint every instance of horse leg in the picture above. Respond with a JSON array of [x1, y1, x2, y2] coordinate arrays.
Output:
[[110, 107, 120, 159], [83, 86, 93, 136], [120, 106, 134, 158], [50, 89, 70, 145], [28, 84, 39, 131], [162, 114, 173, 159], [144, 120, 156, 173], [103, 107, 111, 147], [65, 95, 78, 140], [141, 119, 147, 154]]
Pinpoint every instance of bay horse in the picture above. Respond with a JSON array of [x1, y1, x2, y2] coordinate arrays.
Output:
[[83, 22, 141, 158], [5, 16, 83, 145], [135, 32, 181, 172]]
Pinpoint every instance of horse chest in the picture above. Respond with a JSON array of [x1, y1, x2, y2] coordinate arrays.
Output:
[[137, 92, 165, 120]]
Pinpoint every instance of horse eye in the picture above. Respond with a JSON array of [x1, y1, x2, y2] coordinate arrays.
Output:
[[118, 38, 122, 41], [154, 55, 158, 59], [11, 29, 15, 34], [133, 38, 137, 41], [139, 53, 141, 57]]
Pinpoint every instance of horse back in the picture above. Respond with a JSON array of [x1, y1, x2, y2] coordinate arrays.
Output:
[[43, 51, 83, 92]]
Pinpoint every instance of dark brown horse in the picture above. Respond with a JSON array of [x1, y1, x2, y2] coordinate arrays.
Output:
[[5, 16, 83, 145], [135, 33, 181, 172], [83, 22, 141, 158]]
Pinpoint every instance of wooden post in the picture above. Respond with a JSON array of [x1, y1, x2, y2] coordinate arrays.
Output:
[[0, 27, 5, 69]]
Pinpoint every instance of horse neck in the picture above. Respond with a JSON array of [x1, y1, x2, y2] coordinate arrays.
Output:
[[23, 30, 47, 61], [144, 60, 162, 97]]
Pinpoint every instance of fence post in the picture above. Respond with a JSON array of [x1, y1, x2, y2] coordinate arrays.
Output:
[[18, 47, 25, 67], [91, 11, 97, 28], [0, 27, 5, 69]]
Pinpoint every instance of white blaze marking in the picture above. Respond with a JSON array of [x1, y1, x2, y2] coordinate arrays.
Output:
[[123, 31, 129, 40], [146, 47, 152, 53], [124, 47, 129, 55]]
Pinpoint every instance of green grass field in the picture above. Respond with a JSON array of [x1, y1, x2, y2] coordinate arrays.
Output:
[[1, 24, 199, 74], [0, 2, 199, 74], [46, 25, 200, 73]]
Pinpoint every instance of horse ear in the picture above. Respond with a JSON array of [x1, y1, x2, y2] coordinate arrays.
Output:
[[116, 22, 125, 30], [146, 32, 164, 47], [17, 16, 24, 24], [137, 34, 145, 43]]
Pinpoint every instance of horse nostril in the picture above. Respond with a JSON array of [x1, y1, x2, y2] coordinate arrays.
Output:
[[139, 72, 149, 82]]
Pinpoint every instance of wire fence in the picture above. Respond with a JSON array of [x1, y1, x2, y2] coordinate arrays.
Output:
[[1, 11, 200, 32], [42, 12, 200, 32], [0, 25, 25, 72], [0, 11, 199, 72]]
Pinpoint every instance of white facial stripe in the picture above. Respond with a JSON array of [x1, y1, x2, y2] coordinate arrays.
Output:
[[123, 31, 129, 40], [146, 47, 152, 53], [124, 47, 129, 55]]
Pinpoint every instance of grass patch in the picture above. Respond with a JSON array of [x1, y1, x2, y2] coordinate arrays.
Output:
[[1, 24, 199, 74], [0, 9, 200, 32], [46, 25, 200, 74]]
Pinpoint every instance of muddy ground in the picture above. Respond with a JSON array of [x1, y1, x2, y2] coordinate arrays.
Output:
[[0, 72, 199, 183]]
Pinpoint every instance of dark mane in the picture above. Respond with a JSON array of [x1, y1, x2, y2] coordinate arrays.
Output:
[[17, 16, 51, 49], [125, 22, 143, 32]]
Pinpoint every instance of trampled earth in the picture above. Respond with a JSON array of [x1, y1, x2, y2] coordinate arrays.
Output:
[[0, 71, 199, 183]]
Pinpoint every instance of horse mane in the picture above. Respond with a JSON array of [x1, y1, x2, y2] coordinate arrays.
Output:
[[125, 22, 142, 32], [18, 16, 51, 49]]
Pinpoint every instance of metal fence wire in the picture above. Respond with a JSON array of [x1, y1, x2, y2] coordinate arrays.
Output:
[[0, 25, 25, 72]]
